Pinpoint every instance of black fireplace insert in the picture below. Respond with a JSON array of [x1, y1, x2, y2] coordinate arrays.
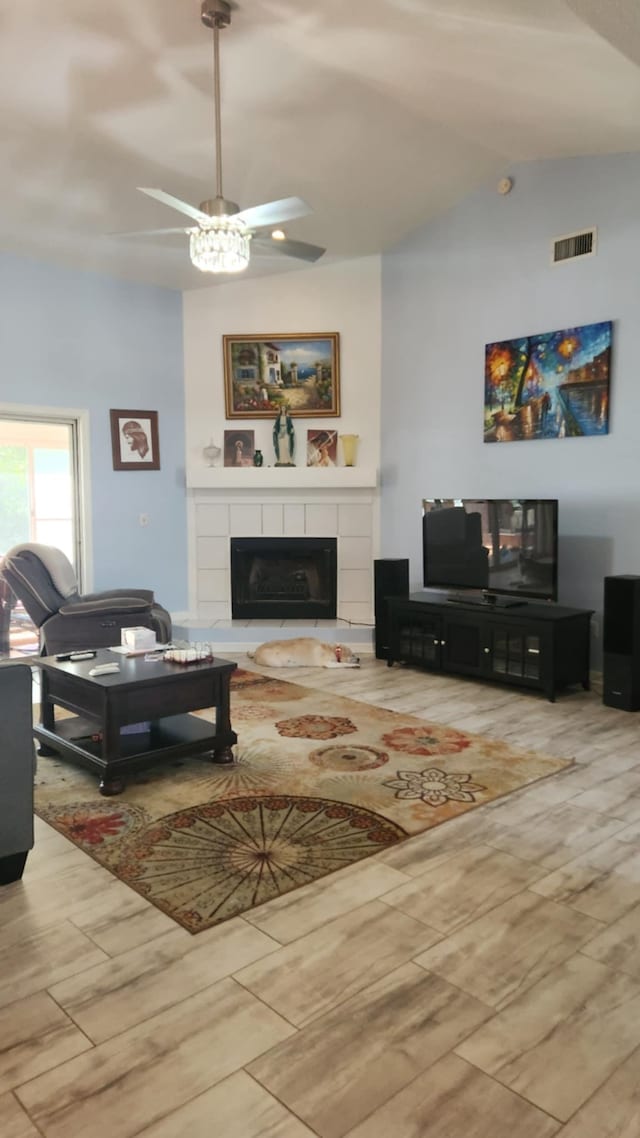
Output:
[[230, 537, 337, 620]]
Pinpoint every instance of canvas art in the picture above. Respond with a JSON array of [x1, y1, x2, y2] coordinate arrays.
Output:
[[223, 333, 340, 418], [484, 320, 612, 443], [306, 429, 338, 466], [224, 429, 255, 467]]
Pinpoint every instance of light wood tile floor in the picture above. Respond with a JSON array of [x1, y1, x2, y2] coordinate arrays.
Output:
[[4, 656, 640, 1136]]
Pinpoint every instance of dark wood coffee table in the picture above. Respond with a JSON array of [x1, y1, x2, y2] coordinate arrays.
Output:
[[33, 650, 237, 795]]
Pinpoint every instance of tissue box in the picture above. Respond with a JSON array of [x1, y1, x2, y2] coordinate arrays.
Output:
[[121, 627, 157, 650]]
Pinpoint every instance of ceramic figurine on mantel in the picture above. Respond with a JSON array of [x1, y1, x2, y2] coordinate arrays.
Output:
[[253, 449, 264, 467], [273, 405, 296, 466]]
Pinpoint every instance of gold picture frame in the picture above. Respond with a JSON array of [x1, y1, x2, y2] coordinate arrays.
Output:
[[223, 332, 340, 418]]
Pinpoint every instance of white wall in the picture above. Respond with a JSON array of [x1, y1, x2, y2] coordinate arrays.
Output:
[[381, 152, 640, 666], [183, 256, 382, 618], [184, 256, 381, 468]]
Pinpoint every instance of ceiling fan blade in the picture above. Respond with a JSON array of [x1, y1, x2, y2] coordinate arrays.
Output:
[[112, 227, 191, 238], [137, 187, 211, 226], [234, 197, 312, 229], [253, 236, 326, 263]]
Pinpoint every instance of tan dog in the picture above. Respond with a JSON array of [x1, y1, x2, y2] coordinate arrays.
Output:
[[248, 637, 360, 668]]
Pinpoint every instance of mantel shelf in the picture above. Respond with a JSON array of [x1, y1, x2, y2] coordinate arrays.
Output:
[[186, 465, 378, 490]]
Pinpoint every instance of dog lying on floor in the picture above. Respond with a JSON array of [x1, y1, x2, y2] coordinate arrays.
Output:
[[248, 636, 360, 668]]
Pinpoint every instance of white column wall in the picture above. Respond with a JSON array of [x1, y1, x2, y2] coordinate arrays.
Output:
[[192, 488, 375, 623], [183, 256, 382, 621]]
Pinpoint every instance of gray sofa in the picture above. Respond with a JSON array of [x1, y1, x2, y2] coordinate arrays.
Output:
[[0, 663, 35, 884]]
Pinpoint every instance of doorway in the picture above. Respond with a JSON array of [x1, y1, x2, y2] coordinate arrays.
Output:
[[0, 414, 83, 657]]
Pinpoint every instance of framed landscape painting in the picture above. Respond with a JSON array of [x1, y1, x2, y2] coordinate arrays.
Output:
[[110, 409, 160, 470], [223, 333, 340, 418], [484, 320, 612, 443]]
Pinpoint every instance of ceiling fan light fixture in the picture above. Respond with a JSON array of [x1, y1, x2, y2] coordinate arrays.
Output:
[[190, 219, 251, 273], [128, 2, 326, 273]]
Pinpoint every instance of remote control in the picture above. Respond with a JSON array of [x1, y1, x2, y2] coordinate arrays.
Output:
[[56, 651, 96, 661], [89, 663, 120, 676]]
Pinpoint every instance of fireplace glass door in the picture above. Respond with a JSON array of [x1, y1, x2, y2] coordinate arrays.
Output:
[[230, 537, 337, 620]]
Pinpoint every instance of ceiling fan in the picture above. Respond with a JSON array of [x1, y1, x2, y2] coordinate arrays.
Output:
[[126, 0, 325, 274]]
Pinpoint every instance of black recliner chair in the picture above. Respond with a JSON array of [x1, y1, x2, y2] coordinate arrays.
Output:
[[0, 543, 171, 655]]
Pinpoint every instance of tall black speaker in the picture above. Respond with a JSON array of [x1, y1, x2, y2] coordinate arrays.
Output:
[[374, 559, 410, 660], [603, 575, 640, 710]]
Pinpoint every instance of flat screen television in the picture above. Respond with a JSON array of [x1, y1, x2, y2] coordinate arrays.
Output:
[[422, 498, 558, 604]]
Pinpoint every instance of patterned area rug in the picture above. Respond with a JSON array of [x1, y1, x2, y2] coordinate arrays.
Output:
[[34, 669, 571, 933]]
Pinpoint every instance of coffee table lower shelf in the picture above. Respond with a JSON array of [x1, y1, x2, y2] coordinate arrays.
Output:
[[34, 712, 236, 796]]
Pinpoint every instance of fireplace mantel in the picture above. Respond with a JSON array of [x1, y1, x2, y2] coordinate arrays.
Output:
[[186, 466, 378, 490]]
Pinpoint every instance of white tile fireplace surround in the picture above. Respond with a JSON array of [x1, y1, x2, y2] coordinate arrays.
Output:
[[185, 467, 378, 650]]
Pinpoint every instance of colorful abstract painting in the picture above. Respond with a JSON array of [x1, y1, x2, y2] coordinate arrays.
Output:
[[484, 320, 612, 443]]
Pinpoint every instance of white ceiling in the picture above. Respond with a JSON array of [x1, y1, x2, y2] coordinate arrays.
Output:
[[2, 0, 640, 290]]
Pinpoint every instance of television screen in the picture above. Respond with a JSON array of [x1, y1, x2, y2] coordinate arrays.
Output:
[[422, 498, 558, 602]]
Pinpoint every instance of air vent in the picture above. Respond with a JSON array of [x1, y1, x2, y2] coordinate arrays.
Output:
[[552, 227, 597, 264]]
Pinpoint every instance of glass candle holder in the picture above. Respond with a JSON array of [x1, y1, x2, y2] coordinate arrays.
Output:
[[339, 434, 359, 466]]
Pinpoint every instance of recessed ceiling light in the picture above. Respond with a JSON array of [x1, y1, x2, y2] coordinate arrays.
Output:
[[271, 229, 286, 241]]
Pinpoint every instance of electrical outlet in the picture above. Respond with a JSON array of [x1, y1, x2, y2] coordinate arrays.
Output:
[[139, 513, 149, 527]]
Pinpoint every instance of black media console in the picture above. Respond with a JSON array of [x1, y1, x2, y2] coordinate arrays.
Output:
[[386, 591, 593, 702]]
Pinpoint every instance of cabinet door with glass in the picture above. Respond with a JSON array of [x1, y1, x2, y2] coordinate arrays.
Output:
[[440, 616, 485, 677], [484, 622, 546, 688], [389, 604, 442, 669]]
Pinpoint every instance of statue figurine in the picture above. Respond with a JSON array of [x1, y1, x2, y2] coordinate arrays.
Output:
[[273, 406, 295, 466]]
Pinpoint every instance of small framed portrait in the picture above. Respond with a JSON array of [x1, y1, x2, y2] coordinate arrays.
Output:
[[110, 410, 160, 471], [224, 429, 255, 467], [306, 428, 338, 466]]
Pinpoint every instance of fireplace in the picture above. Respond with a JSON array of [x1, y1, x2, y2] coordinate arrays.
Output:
[[230, 537, 337, 620]]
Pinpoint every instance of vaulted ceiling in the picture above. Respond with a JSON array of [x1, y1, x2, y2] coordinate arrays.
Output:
[[2, 0, 640, 289]]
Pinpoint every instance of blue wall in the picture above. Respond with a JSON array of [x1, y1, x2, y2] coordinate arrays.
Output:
[[0, 253, 186, 610], [381, 152, 640, 664]]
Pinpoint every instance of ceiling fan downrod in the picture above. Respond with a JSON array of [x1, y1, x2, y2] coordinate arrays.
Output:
[[200, 0, 239, 218]]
